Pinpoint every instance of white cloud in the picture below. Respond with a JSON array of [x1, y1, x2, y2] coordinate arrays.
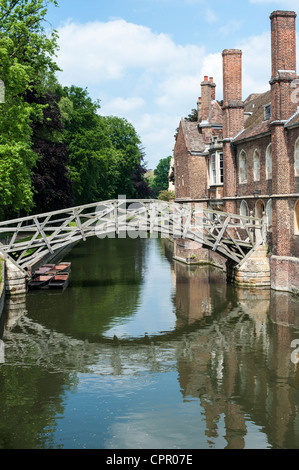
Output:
[[55, 17, 299, 169], [205, 8, 218, 24], [219, 19, 243, 37], [102, 97, 145, 115], [56, 19, 208, 167]]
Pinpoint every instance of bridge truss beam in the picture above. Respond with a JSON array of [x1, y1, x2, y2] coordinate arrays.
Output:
[[0, 199, 266, 273]]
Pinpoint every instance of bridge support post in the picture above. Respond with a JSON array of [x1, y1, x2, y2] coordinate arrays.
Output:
[[4, 257, 27, 296], [227, 246, 271, 288]]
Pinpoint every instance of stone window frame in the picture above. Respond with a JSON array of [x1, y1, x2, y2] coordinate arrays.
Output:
[[239, 149, 247, 184], [266, 143, 272, 180], [240, 200, 249, 217], [253, 149, 260, 182], [294, 137, 299, 177]]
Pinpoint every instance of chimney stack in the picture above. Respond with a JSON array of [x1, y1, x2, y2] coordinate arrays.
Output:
[[222, 49, 244, 207], [209, 77, 216, 101], [222, 49, 244, 138], [197, 97, 202, 122], [270, 10, 297, 121], [200, 76, 216, 121]]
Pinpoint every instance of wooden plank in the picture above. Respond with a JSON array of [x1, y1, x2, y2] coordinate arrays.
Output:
[[33, 216, 54, 255], [212, 216, 231, 251]]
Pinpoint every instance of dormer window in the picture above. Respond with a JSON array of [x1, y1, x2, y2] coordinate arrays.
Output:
[[264, 103, 271, 120]]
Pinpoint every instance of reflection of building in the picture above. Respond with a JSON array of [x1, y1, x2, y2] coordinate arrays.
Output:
[[172, 10, 299, 293], [173, 266, 299, 448]]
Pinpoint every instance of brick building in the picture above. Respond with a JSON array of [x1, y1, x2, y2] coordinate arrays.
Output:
[[172, 10, 299, 293]]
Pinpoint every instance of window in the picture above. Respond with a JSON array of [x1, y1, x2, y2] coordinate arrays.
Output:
[[264, 104, 271, 121], [209, 152, 223, 186], [253, 149, 260, 182], [295, 138, 299, 177], [219, 152, 223, 184], [266, 143, 272, 180], [239, 150, 247, 183], [240, 200, 249, 217], [209, 153, 216, 185], [295, 200, 299, 235]]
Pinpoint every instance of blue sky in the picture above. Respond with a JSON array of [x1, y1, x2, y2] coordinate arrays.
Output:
[[46, 0, 299, 169]]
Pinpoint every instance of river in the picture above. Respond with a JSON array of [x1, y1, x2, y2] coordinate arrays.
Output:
[[0, 235, 299, 449]]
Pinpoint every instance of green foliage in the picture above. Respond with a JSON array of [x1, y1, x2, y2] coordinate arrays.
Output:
[[148, 156, 172, 197], [0, 1, 151, 219], [157, 189, 175, 201], [0, 0, 59, 218]]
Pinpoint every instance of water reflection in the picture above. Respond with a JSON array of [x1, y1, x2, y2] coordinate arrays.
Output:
[[0, 237, 299, 449]]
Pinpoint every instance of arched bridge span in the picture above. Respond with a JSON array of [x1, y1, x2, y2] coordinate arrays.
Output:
[[0, 198, 266, 274]]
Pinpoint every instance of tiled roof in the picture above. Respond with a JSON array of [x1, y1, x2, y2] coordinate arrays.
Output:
[[207, 101, 223, 127], [180, 119, 206, 153], [233, 91, 271, 143], [285, 111, 299, 128]]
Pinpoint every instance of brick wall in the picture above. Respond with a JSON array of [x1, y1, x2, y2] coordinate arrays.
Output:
[[235, 135, 272, 198], [174, 125, 190, 199]]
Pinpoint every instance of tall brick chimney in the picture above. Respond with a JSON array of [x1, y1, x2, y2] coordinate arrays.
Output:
[[270, 10, 297, 121], [222, 49, 244, 138], [197, 97, 202, 122], [210, 77, 216, 101], [222, 50, 244, 208], [270, 11, 297, 260], [201, 76, 215, 121]]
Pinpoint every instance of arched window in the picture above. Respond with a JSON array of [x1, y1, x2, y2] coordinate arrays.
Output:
[[240, 200, 249, 217], [255, 200, 265, 241], [255, 199, 265, 219], [266, 199, 272, 232], [239, 150, 247, 183], [295, 200, 299, 235], [253, 149, 260, 181], [266, 143, 272, 180], [295, 138, 299, 177]]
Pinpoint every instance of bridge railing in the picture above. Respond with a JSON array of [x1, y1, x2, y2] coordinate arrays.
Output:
[[0, 199, 266, 270]]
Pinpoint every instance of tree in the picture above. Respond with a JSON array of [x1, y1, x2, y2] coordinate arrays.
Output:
[[149, 156, 172, 197], [0, 0, 60, 219], [27, 90, 74, 213], [131, 147, 153, 199], [101, 116, 143, 198], [59, 86, 123, 205]]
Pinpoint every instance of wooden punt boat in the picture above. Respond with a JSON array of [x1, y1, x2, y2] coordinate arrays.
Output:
[[28, 274, 54, 290], [48, 272, 70, 289], [33, 264, 55, 276], [53, 262, 71, 273]]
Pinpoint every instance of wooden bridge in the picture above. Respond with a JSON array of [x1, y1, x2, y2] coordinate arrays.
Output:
[[0, 198, 266, 274]]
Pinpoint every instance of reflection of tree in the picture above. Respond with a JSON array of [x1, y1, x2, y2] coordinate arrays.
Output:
[[25, 236, 147, 339], [1, 238, 299, 449]]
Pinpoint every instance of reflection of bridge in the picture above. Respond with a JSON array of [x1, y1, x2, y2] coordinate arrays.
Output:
[[0, 198, 266, 273]]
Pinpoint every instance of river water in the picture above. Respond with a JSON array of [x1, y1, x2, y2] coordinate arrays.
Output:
[[0, 236, 299, 450]]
